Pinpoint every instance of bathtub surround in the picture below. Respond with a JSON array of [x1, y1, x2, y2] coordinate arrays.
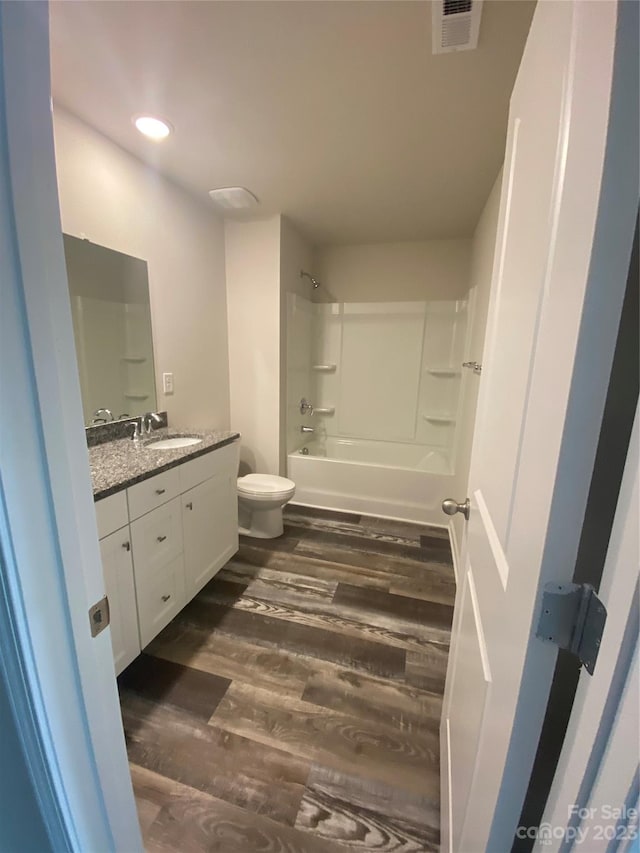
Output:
[[286, 296, 468, 524], [121, 504, 454, 850], [283, 190, 506, 526], [53, 108, 231, 431]]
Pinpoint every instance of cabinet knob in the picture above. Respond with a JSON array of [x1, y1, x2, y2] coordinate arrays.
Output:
[[155, 488, 166, 495], [161, 594, 171, 602], [185, 502, 193, 510], [122, 541, 131, 551], [157, 534, 167, 543]]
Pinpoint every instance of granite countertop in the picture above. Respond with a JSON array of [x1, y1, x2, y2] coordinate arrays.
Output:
[[90, 427, 240, 501]]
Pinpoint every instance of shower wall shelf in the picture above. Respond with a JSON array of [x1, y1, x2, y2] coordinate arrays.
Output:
[[121, 355, 147, 363], [314, 407, 335, 416], [425, 367, 461, 376], [124, 392, 150, 400], [422, 413, 456, 424], [312, 364, 337, 373]]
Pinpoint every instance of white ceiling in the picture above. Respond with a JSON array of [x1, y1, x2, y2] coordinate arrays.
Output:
[[49, 0, 535, 246]]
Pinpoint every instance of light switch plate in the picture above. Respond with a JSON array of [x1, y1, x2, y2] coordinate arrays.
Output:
[[162, 372, 174, 394]]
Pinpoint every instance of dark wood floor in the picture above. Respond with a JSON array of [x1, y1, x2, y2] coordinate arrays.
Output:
[[118, 505, 455, 852]]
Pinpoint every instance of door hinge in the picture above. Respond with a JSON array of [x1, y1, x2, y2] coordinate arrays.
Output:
[[536, 583, 607, 675], [88, 595, 110, 638]]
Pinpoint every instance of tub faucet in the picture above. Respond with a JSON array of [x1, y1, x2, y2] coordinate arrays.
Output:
[[300, 425, 315, 434]]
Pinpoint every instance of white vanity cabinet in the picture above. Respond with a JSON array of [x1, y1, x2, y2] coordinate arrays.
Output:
[[180, 442, 239, 600], [130, 496, 186, 647], [182, 472, 238, 599], [95, 491, 140, 676], [98, 527, 140, 675], [94, 440, 239, 669]]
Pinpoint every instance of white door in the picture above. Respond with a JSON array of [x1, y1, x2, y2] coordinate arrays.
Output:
[[441, 2, 638, 851]]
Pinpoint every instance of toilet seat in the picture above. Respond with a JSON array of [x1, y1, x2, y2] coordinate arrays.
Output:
[[237, 474, 295, 500]]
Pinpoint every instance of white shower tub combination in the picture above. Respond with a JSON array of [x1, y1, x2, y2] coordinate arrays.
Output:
[[288, 437, 454, 525], [286, 295, 468, 525]]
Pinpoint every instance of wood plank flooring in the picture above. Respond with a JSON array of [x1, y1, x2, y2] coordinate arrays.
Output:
[[118, 505, 455, 852]]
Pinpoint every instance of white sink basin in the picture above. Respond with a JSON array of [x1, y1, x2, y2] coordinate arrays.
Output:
[[147, 436, 203, 450]]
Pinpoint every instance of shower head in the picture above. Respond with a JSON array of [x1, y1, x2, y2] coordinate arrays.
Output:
[[300, 269, 321, 289]]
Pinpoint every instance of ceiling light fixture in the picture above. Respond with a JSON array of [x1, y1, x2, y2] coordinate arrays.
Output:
[[133, 115, 172, 141]]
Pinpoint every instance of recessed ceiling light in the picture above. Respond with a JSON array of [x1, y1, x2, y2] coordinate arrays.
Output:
[[208, 187, 260, 210], [133, 115, 172, 141]]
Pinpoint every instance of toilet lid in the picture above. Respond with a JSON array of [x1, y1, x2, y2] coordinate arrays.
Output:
[[237, 474, 295, 496]]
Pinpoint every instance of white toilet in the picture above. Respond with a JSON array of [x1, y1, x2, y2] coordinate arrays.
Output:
[[237, 474, 296, 539]]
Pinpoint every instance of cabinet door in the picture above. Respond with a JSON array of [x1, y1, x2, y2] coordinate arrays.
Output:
[[182, 469, 239, 599], [131, 497, 186, 648], [134, 555, 185, 648], [99, 527, 140, 675]]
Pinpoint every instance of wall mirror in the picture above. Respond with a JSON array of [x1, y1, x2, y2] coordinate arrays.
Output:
[[63, 234, 157, 427]]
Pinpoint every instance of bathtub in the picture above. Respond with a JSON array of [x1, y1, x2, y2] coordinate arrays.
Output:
[[287, 437, 455, 525]]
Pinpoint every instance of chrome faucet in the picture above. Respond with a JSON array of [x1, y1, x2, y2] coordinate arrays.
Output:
[[143, 411, 162, 434], [92, 408, 114, 424], [129, 418, 143, 442], [300, 425, 315, 434], [299, 398, 314, 415]]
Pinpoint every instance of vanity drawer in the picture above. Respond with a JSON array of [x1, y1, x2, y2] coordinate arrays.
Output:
[[135, 554, 186, 648], [127, 468, 180, 521], [95, 491, 129, 539], [179, 441, 239, 493], [130, 497, 183, 571]]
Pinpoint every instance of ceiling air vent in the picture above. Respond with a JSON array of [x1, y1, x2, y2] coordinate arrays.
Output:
[[432, 0, 483, 54]]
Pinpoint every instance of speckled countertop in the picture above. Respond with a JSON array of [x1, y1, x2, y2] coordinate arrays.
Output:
[[90, 428, 240, 501]]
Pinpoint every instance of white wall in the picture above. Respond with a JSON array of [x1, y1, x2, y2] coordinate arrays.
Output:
[[450, 169, 503, 547], [53, 108, 230, 430], [225, 216, 282, 475], [225, 215, 314, 475], [315, 239, 472, 303]]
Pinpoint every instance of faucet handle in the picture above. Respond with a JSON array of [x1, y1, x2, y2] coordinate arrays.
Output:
[[142, 411, 163, 434], [300, 398, 314, 415]]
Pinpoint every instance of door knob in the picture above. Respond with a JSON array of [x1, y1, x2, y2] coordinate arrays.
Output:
[[442, 497, 470, 520]]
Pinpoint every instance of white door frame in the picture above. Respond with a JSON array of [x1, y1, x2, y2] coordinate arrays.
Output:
[[0, 2, 141, 849], [532, 407, 638, 851]]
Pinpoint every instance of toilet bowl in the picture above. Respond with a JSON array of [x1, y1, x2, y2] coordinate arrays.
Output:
[[237, 474, 296, 539]]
